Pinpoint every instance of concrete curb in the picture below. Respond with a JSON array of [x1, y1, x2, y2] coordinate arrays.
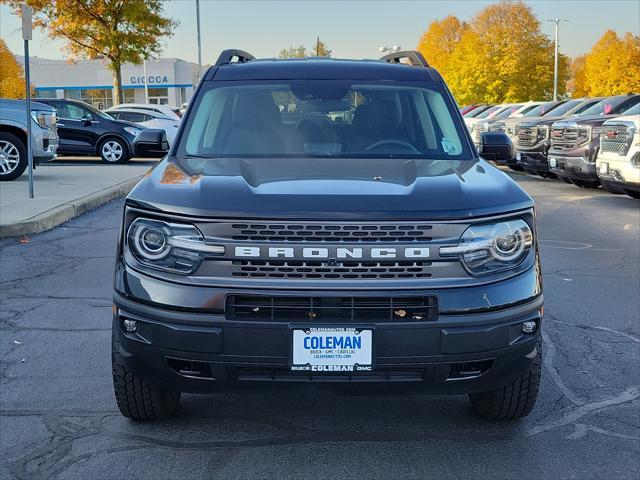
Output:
[[0, 176, 141, 238]]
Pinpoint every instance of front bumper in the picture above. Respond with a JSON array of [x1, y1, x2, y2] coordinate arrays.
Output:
[[597, 149, 640, 191], [32, 131, 59, 163], [113, 265, 543, 394], [516, 149, 550, 174], [549, 155, 598, 181]]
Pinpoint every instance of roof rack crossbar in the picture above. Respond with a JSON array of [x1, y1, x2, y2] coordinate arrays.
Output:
[[215, 49, 255, 66], [380, 51, 429, 68]]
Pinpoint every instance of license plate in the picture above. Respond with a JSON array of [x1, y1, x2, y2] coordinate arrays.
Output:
[[599, 162, 609, 174], [549, 157, 557, 168], [291, 327, 373, 372], [516, 152, 522, 161]]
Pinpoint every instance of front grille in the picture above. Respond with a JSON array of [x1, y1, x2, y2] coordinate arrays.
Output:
[[228, 223, 433, 242], [601, 125, 633, 155], [230, 260, 432, 279], [551, 127, 579, 151], [225, 295, 439, 322], [517, 126, 538, 147], [236, 367, 427, 382]]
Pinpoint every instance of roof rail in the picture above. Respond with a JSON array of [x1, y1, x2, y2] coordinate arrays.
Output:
[[215, 49, 255, 66], [380, 51, 429, 67]]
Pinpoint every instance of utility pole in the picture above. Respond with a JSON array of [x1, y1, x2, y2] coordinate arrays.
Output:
[[548, 18, 568, 101], [143, 57, 149, 104], [316, 36, 320, 57], [196, 0, 202, 79], [22, 5, 34, 198]]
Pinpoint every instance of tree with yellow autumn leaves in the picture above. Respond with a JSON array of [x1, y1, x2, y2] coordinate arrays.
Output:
[[576, 30, 640, 96], [0, 39, 27, 99], [7, 0, 176, 105], [417, 1, 569, 105]]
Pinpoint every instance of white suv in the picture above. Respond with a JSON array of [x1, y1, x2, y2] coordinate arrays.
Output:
[[596, 103, 640, 199]]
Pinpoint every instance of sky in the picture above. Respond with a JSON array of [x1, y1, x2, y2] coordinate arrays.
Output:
[[1, 0, 639, 64]]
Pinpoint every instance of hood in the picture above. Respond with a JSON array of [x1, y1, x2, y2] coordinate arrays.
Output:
[[554, 114, 619, 128], [502, 115, 547, 127], [126, 157, 533, 220], [518, 114, 579, 127], [0, 99, 56, 112], [602, 114, 640, 128]]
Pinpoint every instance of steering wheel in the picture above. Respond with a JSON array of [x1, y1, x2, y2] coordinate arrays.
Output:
[[365, 139, 420, 154]]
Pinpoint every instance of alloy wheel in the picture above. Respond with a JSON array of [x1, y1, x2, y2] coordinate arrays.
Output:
[[101, 140, 124, 162], [0, 140, 20, 175]]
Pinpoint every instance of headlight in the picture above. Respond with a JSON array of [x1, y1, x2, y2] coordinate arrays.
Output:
[[126, 218, 224, 274], [477, 121, 490, 132], [440, 219, 533, 276], [490, 122, 506, 132], [124, 126, 142, 137], [536, 125, 549, 141], [578, 127, 590, 144], [31, 111, 47, 128]]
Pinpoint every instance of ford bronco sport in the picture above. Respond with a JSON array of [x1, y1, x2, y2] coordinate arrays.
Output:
[[112, 50, 543, 421]]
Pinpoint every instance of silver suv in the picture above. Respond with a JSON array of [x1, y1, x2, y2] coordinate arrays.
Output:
[[0, 98, 59, 181]]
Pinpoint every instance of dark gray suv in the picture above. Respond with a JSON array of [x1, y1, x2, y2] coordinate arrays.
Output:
[[112, 50, 542, 422]]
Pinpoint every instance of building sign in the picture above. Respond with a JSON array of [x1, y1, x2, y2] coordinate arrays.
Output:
[[130, 75, 169, 85]]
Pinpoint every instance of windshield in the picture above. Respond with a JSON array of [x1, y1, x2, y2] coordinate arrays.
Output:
[[579, 96, 631, 117], [180, 81, 471, 159], [545, 99, 582, 117], [464, 105, 490, 118], [572, 99, 600, 116], [620, 103, 640, 115], [492, 104, 523, 120], [82, 103, 112, 120], [523, 101, 560, 117], [474, 105, 502, 119]]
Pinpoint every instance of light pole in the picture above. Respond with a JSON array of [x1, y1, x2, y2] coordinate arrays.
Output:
[[143, 57, 149, 104], [548, 18, 568, 101], [21, 5, 34, 198], [196, 0, 202, 79]]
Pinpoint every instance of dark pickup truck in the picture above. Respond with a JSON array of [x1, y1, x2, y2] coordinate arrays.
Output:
[[112, 50, 542, 422], [514, 98, 603, 177], [548, 95, 640, 187]]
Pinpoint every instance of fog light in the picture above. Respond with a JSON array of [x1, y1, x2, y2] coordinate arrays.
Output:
[[123, 319, 138, 333], [522, 320, 537, 334]]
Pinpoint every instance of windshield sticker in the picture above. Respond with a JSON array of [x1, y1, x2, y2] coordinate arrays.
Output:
[[441, 138, 457, 155]]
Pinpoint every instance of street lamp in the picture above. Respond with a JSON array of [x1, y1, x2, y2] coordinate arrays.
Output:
[[379, 45, 401, 54], [547, 18, 569, 101]]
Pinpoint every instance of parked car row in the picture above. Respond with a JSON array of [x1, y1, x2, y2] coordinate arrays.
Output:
[[0, 97, 184, 180], [462, 95, 640, 199]]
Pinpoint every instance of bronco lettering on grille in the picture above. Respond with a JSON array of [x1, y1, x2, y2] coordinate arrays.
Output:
[[234, 246, 430, 259]]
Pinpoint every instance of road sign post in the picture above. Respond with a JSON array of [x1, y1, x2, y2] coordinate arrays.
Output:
[[22, 5, 34, 198]]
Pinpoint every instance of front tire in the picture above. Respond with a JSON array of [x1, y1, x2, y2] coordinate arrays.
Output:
[[99, 137, 130, 164], [469, 341, 541, 420], [571, 178, 600, 188], [601, 181, 624, 194], [0, 132, 27, 181], [626, 190, 640, 199], [112, 320, 181, 420]]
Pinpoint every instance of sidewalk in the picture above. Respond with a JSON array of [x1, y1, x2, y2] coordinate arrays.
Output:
[[0, 163, 152, 238]]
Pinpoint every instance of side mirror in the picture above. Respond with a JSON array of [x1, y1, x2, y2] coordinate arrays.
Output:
[[81, 114, 92, 126], [133, 129, 169, 158], [479, 131, 514, 161]]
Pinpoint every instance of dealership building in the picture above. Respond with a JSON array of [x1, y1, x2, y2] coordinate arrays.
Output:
[[22, 57, 200, 109]]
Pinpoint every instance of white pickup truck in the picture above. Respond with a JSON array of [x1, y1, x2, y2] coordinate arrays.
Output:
[[596, 104, 640, 199]]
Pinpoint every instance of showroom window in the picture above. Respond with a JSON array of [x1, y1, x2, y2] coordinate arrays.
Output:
[[148, 87, 169, 105]]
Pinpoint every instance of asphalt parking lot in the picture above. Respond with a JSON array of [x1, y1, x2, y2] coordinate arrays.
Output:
[[1, 172, 638, 480]]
